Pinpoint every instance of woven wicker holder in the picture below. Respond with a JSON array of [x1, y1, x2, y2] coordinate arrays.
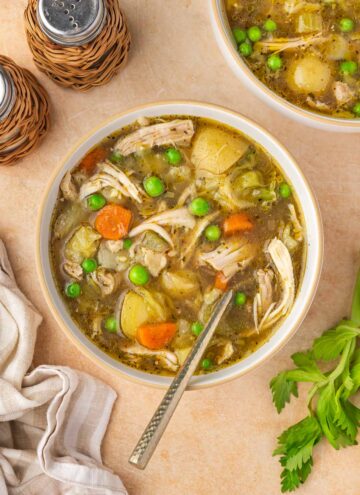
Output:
[[24, 0, 131, 91], [0, 55, 50, 166]]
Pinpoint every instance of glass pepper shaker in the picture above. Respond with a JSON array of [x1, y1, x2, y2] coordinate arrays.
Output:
[[0, 56, 50, 166], [37, 0, 107, 46], [24, 0, 131, 91]]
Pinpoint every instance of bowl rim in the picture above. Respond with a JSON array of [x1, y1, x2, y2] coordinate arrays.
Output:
[[210, 0, 360, 132], [36, 99, 323, 390]]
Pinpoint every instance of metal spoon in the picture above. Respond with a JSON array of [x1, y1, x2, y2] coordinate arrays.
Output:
[[129, 289, 234, 469]]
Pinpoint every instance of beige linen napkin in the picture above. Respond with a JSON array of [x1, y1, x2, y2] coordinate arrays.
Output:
[[0, 240, 128, 495]]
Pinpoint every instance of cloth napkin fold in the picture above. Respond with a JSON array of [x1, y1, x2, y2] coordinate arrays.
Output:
[[0, 240, 128, 495]]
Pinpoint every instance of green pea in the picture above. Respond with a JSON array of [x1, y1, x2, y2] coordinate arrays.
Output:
[[65, 282, 81, 298], [123, 238, 133, 249], [232, 27, 247, 44], [239, 41, 253, 57], [247, 26, 262, 42], [205, 225, 221, 242], [263, 19, 277, 32], [267, 54, 282, 71], [352, 102, 360, 117], [279, 183, 292, 198], [339, 17, 355, 32], [87, 193, 106, 211], [235, 291, 247, 306], [128, 264, 150, 286], [202, 358, 213, 370], [81, 258, 97, 273], [143, 176, 165, 197], [191, 321, 204, 336], [104, 316, 118, 333], [110, 150, 123, 164], [189, 197, 210, 217], [165, 147, 182, 165], [339, 60, 358, 75]]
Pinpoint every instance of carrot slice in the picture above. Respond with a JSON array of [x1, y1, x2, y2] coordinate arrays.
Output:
[[137, 322, 177, 350], [223, 213, 253, 236], [214, 271, 228, 291], [80, 147, 107, 174], [95, 204, 132, 240]]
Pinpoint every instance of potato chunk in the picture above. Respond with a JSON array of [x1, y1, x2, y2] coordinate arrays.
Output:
[[121, 291, 149, 338], [325, 34, 349, 61], [121, 289, 171, 338], [160, 270, 200, 299], [287, 55, 332, 95], [191, 127, 249, 175]]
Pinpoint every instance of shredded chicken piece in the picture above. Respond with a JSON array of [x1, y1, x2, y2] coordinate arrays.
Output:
[[333, 81, 354, 105], [60, 171, 78, 202], [120, 343, 179, 372], [182, 212, 220, 265], [288, 204, 303, 242], [199, 240, 257, 279], [257, 239, 295, 331], [213, 339, 234, 365], [101, 162, 142, 202], [115, 120, 195, 156], [140, 247, 168, 277], [90, 268, 122, 297], [129, 222, 174, 248], [79, 161, 142, 203], [63, 260, 83, 281], [255, 32, 325, 53], [253, 269, 274, 330], [91, 316, 103, 339], [137, 207, 196, 230], [306, 96, 331, 112], [177, 183, 196, 207], [104, 240, 124, 253]]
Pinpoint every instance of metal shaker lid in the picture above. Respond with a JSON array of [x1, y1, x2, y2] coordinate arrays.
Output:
[[0, 67, 16, 122], [37, 0, 107, 47]]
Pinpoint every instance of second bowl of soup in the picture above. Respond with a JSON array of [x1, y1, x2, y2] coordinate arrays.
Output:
[[37, 101, 322, 388], [211, 0, 360, 132]]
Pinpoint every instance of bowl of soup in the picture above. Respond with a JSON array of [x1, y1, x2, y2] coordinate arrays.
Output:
[[210, 0, 360, 132], [37, 101, 323, 389]]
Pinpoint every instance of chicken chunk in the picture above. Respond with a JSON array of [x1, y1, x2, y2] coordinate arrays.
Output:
[[333, 81, 354, 105], [199, 240, 257, 279], [120, 342, 179, 372], [79, 161, 142, 203], [256, 239, 295, 331], [60, 171, 78, 202], [115, 120, 195, 156], [90, 268, 122, 297], [63, 260, 83, 281]]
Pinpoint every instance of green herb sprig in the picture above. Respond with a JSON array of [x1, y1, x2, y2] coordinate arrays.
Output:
[[270, 269, 360, 492]]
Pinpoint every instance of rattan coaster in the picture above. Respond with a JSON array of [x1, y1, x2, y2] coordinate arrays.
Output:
[[0, 55, 50, 166], [24, 0, 131, 91]]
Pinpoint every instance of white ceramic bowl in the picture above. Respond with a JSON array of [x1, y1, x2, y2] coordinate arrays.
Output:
[[210, 0, 360, 133], [37, 101, 323, 389]]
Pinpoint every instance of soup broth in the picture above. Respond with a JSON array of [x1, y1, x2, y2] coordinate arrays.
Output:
[[50, 115, 305, 376], [226, 0, 360, 119]]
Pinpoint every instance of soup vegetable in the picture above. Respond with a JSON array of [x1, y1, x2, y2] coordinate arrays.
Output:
[[50, 115, 305, 376], [226, 0, 360, 118]]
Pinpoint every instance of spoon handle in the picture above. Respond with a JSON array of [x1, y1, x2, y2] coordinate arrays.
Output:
[[129, 289, 233, 469]]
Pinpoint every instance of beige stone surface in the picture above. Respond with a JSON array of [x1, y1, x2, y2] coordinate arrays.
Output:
[[1, 1, 360, 494]]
